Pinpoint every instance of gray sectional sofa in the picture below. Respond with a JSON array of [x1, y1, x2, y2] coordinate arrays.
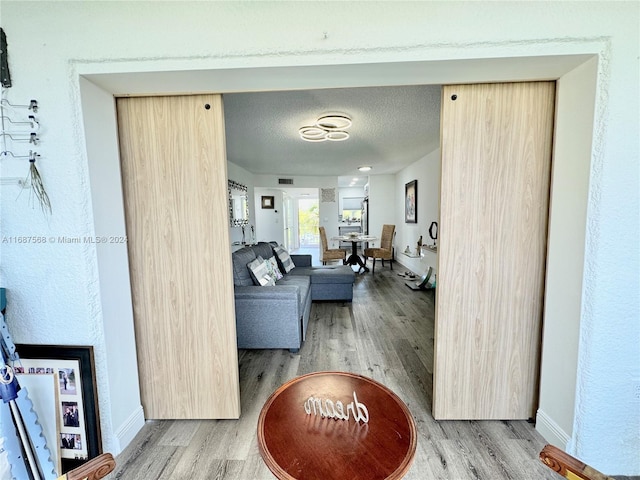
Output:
[[231, 242, 355, 352]]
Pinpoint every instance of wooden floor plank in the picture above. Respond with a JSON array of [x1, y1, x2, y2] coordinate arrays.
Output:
[[158, 420, 202, 447]]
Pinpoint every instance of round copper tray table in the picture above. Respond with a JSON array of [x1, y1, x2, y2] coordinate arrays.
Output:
[[257, 371, 417, 480]]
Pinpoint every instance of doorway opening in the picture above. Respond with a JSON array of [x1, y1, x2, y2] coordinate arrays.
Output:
[[83, 53, 596, 450], [278, 187, 320, 261], [290, 194, 320, 265], [298, 197, 319, 248]]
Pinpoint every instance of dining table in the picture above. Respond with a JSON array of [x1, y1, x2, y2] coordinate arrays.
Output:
[[333, 234, 378, 273]]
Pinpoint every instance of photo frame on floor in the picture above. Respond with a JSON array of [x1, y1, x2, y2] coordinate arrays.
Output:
[[15, 344, 102, 473]]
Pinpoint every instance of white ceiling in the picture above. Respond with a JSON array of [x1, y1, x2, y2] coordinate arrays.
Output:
[[222, 85, 442, 186]]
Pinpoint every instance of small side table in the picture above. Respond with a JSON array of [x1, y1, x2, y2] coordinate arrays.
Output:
[[258, 371, 417, 480]]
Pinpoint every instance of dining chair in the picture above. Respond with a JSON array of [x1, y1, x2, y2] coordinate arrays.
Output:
[[364, 224, 395, 274], [319, 226, 347, 265]]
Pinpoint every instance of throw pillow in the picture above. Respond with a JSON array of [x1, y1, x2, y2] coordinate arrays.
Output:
[[273, 245, 295, 274], [266, 256, 283, 281], [247, 256, 275, 286]]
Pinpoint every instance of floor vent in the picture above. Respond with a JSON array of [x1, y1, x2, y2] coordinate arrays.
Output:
[[278, 178, 294, 185]]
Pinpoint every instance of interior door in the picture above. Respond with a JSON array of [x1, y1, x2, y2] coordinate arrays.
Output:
[[434, 82, 555, 420], [117, 94, 240, 419]]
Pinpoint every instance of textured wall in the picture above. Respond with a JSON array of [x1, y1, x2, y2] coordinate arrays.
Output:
[[1, 1, 638, 472]]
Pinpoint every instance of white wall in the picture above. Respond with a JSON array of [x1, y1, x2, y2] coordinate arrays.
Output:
[[1, 2, 638, 473], [367, 175, 396, 248], [394, 149, 441, 276]]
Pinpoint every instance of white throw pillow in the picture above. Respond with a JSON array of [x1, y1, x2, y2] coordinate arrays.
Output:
[[247, 256, 275, 286], [266, 256, 283, 281]]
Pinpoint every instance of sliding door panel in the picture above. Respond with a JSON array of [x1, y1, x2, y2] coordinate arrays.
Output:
[[117, 95, 240, 419], [434, 82, 555, 419]]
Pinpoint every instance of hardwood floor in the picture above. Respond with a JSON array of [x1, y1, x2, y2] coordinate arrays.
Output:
[[108, 262, 559, 479]]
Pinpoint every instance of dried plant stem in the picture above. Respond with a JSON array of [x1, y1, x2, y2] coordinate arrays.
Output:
[[27, 159, 51, 214]]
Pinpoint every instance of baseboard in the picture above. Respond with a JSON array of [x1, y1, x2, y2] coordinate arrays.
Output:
[[113, 405, 145, 454], [536, 409, 571, 450]]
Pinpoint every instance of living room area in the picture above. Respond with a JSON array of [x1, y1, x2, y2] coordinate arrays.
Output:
[[225, 84, 442, 282], [2, 2, 637, 478]]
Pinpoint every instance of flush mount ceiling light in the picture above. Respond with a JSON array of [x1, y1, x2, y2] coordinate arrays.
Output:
[[358, 166, 372, 172], [299, 113, 352, 142], [316, 114, 352, 130]]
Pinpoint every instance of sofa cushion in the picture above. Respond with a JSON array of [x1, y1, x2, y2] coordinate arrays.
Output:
[[252, 242, 275, 261], [273, 245, 295, 273], [232, 246, 257, 287], [247, 256, 276, 286], [276, 274, 310, 312], [290, 266, 356, 284]]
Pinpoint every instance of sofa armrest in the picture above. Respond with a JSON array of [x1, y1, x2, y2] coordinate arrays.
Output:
[[234, 284, 300, 301], [291, 254, 312, 267], [234, 285, 303, 350]]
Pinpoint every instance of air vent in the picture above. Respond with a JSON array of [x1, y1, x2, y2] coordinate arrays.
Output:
[[278, 178, 294, 185]]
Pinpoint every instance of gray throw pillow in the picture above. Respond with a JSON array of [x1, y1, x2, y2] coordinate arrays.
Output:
[[272, 245, 295, 274]]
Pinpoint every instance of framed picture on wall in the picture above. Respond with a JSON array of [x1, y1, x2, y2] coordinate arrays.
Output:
[[16, 344, 102, 474], [261, 195, 275, 209], [405, 180, 417, 223]]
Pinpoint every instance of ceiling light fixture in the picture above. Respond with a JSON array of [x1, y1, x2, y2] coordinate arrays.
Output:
[[299, 113, 352, 142], [358, 166, 372, 172]]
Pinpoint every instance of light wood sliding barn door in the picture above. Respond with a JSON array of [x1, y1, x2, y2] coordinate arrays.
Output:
[[117, 95, 240, 419], [434, 82, 555, 420]]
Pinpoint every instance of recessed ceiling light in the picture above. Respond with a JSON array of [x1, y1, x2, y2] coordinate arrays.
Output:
[[358, 166, 372, 172]]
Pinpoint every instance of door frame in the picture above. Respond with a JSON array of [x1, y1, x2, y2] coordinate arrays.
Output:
[[82, 53, 597, 447]]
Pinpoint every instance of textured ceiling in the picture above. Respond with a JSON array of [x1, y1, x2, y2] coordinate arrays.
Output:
[[223, 85, 442, 183]]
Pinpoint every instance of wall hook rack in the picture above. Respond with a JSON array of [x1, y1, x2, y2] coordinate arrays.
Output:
[[0, 99, 38, 113], [0, 115, 39, 131], [0, 132, 38, 145], [0, 150, 30, 159]]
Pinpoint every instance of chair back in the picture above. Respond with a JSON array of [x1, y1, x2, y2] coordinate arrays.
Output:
[[60, 452, 116, 480], [319, 226, 329, 252], [380, 224, 395, 251]]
